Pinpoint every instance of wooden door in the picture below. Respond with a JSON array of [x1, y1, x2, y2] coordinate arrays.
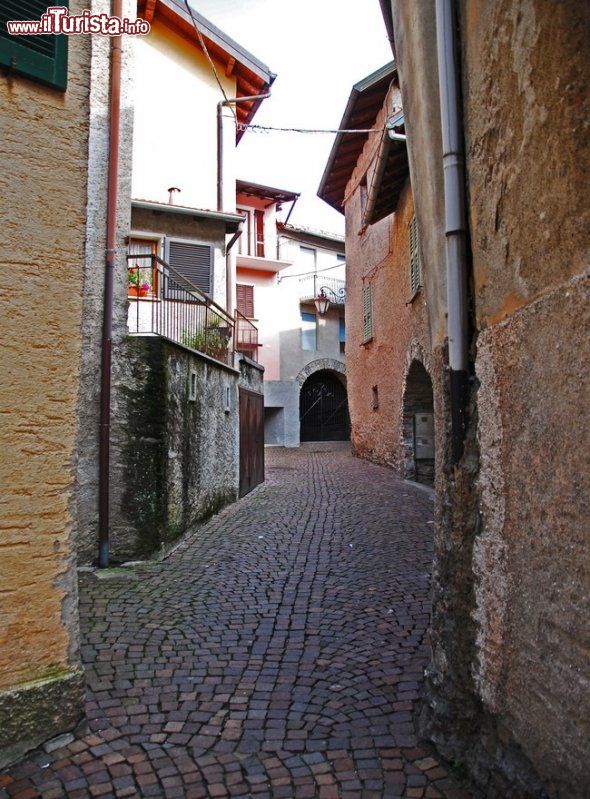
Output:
[[239, 388, 265, 497]]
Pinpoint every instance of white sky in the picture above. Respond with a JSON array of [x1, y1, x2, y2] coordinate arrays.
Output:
[[194, 0, 392, 235]]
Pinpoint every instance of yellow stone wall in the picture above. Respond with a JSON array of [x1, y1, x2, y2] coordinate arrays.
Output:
[[0, 3, 91, 692]]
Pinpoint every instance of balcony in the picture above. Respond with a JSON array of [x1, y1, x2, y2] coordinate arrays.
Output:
[[127, 254, 237, 368], [234, 310, 259, 363], [299, 275, 346, 305]]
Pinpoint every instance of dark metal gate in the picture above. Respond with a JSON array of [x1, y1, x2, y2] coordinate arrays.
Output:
[[239, 388, 265, 497], [300, 371, 350, 442]]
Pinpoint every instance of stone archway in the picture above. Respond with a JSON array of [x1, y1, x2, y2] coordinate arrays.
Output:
[[296, 358, 346, 386], [401, 353, 435, 485]]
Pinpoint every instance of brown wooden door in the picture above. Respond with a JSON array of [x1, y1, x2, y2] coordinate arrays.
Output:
[[239, 388, 265, 497]]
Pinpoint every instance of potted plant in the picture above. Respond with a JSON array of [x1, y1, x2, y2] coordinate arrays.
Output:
[[128, 269, 151, 298]]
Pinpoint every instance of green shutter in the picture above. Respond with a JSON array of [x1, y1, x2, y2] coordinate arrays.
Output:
[[0, 1, 68, 91], [409, 215, 421, 294], [362, 283, 372, 342]]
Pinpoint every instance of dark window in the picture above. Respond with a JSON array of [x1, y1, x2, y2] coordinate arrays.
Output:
[[166, 239, 212, 295], [339, 316, 345, 354], [0, 1, 68, 90], [236, 283, 254, 318]]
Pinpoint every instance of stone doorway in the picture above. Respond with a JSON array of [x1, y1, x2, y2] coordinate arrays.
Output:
[[402, 360, 435, 485]]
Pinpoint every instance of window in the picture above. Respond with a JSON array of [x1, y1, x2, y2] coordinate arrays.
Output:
[[165, 239, 212, 295], [128, 238, 158, 296], [409, 215, 421, 294], [372, 385, 379, 410], [339, 316, 345, 354], [254, 209, 265, 257], [362, 283, 373, 342], [299, 246, 316, 272], [237, 208, 252, 256], [236, 284, 254, 318], [336, 254, 345, 263], [301, 311, 316, 351], [0, 1, 68, 90]]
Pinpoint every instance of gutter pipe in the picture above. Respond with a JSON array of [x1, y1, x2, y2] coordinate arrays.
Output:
[[217, 93, 271, 212], [98, 0, 122, 568], [225, 220, 244, 312], [435, 0, 470, 460]]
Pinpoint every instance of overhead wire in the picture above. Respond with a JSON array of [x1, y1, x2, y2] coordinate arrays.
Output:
[[235, 122, 387, 135], [183, 0, 236, 120]]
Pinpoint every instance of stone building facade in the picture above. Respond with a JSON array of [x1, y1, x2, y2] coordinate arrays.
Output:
[[319, 66, 434, 484], [378, 1, 590, 796], [0, 0, 91, 765]]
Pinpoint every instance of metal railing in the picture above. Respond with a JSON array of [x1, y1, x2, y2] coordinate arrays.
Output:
[[234, 309, 259, 362], [127, 254, 235, 367], [299, 275, 346, 304]]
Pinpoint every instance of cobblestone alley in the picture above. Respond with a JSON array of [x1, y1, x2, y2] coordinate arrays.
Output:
[[0, 448, 470, 799]]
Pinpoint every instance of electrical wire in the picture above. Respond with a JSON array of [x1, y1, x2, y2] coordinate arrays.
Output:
[[277, 260, 346, 281], [183, 0, 236, 120], [236, 122, 386, 135]]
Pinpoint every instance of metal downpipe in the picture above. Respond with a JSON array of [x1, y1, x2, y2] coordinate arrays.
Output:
[[435, 0, 470, 460]]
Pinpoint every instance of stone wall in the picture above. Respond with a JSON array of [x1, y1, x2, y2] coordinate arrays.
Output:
[[108, 337, 242, 560], [343, 96, 433, 474], [389, 0, 590, 795], [0, 0, 91, 765]]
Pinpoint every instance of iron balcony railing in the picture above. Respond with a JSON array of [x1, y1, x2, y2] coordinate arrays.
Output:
[[127, 253, 235, 368], [234, 309, 259, 362], [299, 274, 346, 304]]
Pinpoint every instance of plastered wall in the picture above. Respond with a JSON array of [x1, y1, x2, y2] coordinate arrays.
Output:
[[0, 0, 91, 761]]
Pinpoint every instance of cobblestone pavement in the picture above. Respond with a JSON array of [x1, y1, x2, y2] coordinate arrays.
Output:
[[1, 447, 471, 799]]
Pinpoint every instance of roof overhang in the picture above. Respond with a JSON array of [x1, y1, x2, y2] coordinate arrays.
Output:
[[363, 115, 409, 225], [277, 223, 345, 253], [317, 62, 396, 214], [131, 199, 245, 233], [138, 0, 276, 142], [236, 179, 300, 206]]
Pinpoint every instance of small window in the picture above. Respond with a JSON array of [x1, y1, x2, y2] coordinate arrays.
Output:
[[301, 311, 316, 351], [0, 2, 68, 91], [236, 284, 254, 318], [372, 385, 379, 410], [188, 370, 197, 402], [339, 316, 345, 354], [409, 215, 421, 294], [299, 246, 316, 271], [336, 254, 345, 263], [362, 283, 373, 342]]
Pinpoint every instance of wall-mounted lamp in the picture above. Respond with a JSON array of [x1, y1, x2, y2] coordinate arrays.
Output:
[[314, 286, 346, 315]]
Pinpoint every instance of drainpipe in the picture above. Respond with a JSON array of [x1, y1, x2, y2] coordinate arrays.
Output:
[[225, 220, 244, 312], [98, 0, 123, 568], [216, 93, 271, 212], [435, 0, 470, 460]]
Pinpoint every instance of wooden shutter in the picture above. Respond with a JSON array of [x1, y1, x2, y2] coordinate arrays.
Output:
[[254, 210, 265, 257], [362, 283, 372, 342], [167, 240, 212, 295], [236, 284, 254, 318], [409, 215, 421, 294], [0, 1, 68, 90]]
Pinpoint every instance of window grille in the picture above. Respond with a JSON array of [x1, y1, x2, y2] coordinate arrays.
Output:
[[409, 215, 421, 294], [362, 283, 372, 342]]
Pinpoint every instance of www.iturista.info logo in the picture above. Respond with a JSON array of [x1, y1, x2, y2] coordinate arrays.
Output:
[[6, 6, 151, 36]]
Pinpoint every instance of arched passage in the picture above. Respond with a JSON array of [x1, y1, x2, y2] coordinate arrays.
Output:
[[300, 370, 350, 442], [402, 360, 435, 485]]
